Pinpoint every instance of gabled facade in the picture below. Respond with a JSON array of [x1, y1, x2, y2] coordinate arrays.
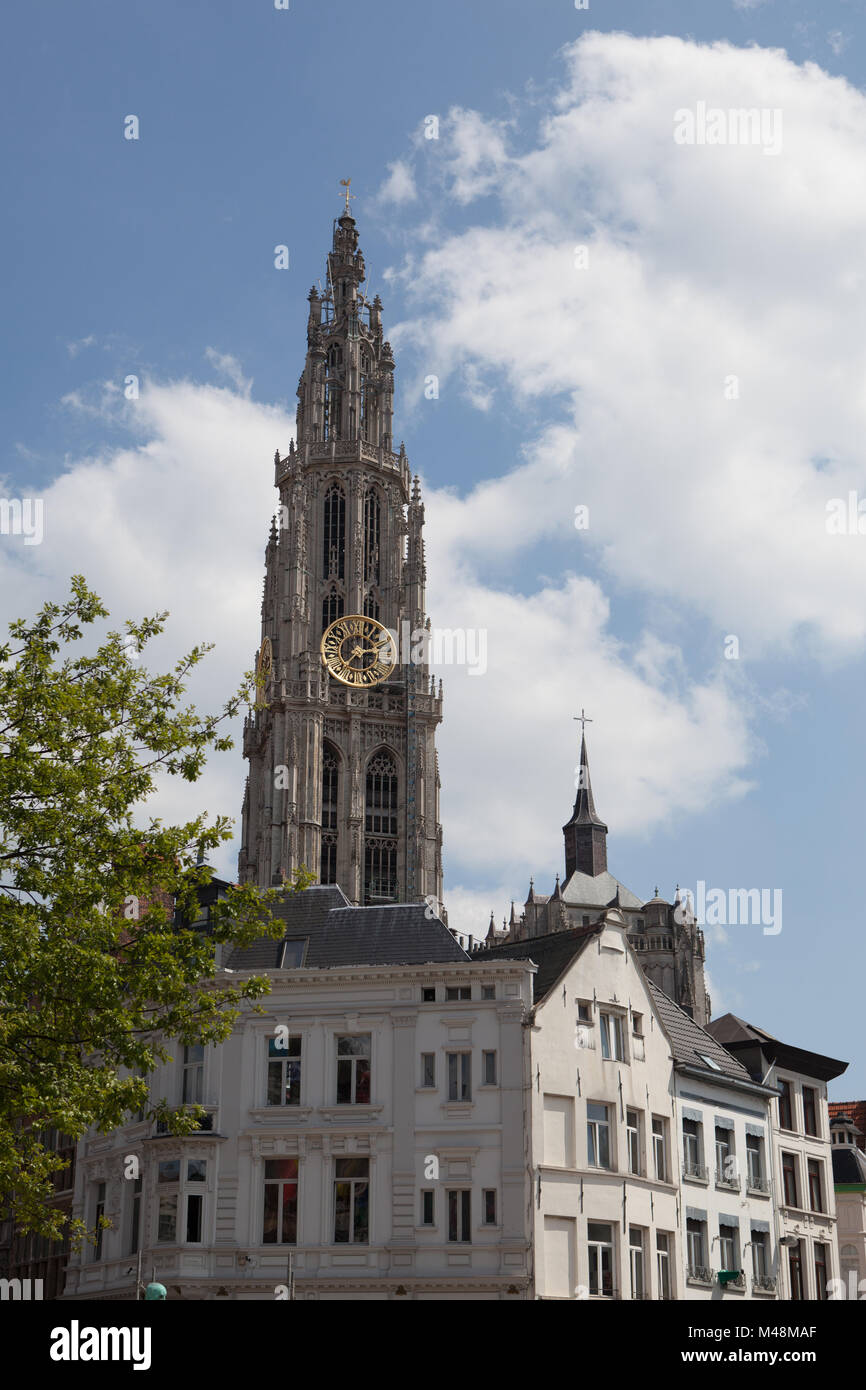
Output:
[[706, 1013, 847, 1300], [481, 908, 682, 1299]]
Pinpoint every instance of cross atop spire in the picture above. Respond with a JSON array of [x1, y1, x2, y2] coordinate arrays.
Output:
[[563, 729, 608, 879], [573, 707, 593, 737]]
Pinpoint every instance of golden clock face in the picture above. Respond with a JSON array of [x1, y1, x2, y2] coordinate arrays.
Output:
[[256, 637, 273, 679], [321, 615, 395, 687]]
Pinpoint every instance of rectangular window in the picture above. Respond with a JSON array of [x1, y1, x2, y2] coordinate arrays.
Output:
[[599, 1012, 625, 1061], [627, 1109, 641, 1175], [186, 1193, 203, 1243], [93, 1182, 106, 1262], [782, 1152, 799, 1207], [333, 1157, 369, 1244], [814, 1242, 828, 1300], [807, 1158, 824, 1212], [719, 1222, 738, 1271], [447, 1052, 471, 1102], [752, 1231, 769, 1281], [267, 1035, 302, 1106], [481, 985, 495, 1000], [789, 1239, 804, 1300], [686, 1218, 706, 1275], [746, 1133, 764, 1187], [657, 1232, 672, 1299], [587, 1221, 614, 1296], [632, 1011, 643, 1036], [577, 1000, 592, 1023], [263, 1158, 298, 1244], [336, 1035, 371, 1104], [127, 1175, 142, 1256], [482, 1050, 497, 1086], [447, 1189, 471, 1243], [421, 1190, 435, 1226], [422, 987, 436, 1002], [157, 1194, 178, 1244], [483, 1189, 497, 1225], [421, 1053, 436, 1088], [182, 1044, 204, 1105], [715, 1125, 735, 1184], [445, 986, 471, 1001], [682, 1118, 703, 1175], [652, 1116, 667, 1182], [158, 1159, 180, 1183], [587, 1102, 611, 1169], [187, 1159, 207, 1183], [629, 1226, 644, 1300], [778, 1079, 794, 1131], [803, 1086, 819, 1137]]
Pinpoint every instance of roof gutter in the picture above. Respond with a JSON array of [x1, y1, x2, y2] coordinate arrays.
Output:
[[677, 1063, 779, 1100]]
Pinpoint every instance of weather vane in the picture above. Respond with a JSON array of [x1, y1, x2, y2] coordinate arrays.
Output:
[[339, 178, 356, 214]]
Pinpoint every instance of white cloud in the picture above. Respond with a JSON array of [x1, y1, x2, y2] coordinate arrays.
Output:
[[67, 334, 96, 358], [827, 30, 849, 57], [390, 33, 866, 658], [376, 159, 418, 206], [204, 348, 252, 396]]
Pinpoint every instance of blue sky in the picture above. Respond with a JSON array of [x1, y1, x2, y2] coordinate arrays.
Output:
[[2, 0, 865, 1096]]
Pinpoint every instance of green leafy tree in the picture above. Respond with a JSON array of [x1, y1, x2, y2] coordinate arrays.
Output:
[[0, 577, 310, 1246]]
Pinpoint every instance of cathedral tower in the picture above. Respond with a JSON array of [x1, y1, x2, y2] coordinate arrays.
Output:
[[239, 202, 444, 912]]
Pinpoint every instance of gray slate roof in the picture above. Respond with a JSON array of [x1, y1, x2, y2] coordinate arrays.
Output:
[[225, 885, 470, 971], [560, 869, 644, 910], [647, 981, 754, 1083], [475, 924, 600, 1005]]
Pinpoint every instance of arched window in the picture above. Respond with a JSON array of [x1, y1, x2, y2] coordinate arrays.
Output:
[[323, 483, 345, 580], [320, 744, 339, 884], [363, 488, 380, 584], [360, 349, 371, 442], [363, 589, 380, 621], [364, 750, 398, 902], [323, 347, 343, 441], [322, 583, 344, 634]]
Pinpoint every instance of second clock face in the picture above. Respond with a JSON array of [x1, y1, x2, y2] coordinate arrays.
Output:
[[321, 615, 395, 687]]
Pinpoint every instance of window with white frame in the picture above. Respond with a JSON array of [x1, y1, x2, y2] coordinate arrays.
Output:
[[746, 1132, 765, 1188], [627, 1109, 641, 1175], [599, 1011, 625, 1061], [686, 1217, 707, 1276], [718, 1222, 739, 1273], [682, 1118, 704, 1176], [333, 1157, 369, 1244], [751, 1230, 770, 1282], [182, 1044, 204, 1104], [652, 1116, 668, 1182], [156, 1158, 207, 1244], [629, 1226, 645, 1299], [715, 1124, 736, 1185], [656, 1231, 672, 1299], [587, 1102, 612, 1169], [267, 1034, 302, 1106], [447, 1051, 471, 1102], [803, 1086, 819, 1137], [808, 1158, 825, 1213], [263, 1158, 298, 1244], [336, 1035, 371, 1104], [587, 1221, 614, 1296]]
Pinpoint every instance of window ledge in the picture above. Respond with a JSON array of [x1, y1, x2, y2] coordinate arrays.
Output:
[[318, 1104, 384, 1119], [249, 1106, 314, 1121], [441, 1101, 475, 1113]]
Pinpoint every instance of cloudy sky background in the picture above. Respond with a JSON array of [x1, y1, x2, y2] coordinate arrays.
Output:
[[2, 1, 865, 1094]]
